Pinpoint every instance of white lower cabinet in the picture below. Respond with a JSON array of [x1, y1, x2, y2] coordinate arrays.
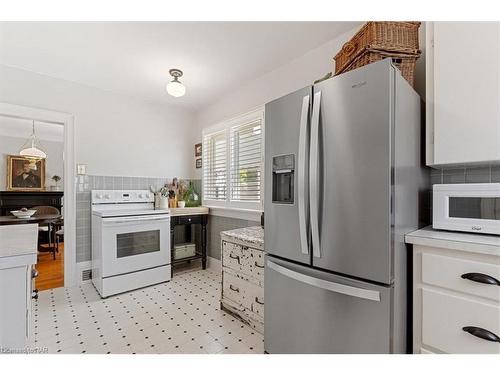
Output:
[[220, 232, 264, 334], [0, 261, 37, 351], [413, 245, 500, 354]]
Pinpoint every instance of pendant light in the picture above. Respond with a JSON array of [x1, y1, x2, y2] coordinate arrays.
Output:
[[19, 120, 47, 160], [166, 68, 186, 97]]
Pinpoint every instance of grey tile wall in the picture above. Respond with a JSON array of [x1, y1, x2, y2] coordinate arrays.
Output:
[[206, 215, 260, 260], [430, 165, 499, 185], [75, 175, 202, 263]]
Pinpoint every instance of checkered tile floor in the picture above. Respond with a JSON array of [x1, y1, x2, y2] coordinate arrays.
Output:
[[29, 267, 264, 354]]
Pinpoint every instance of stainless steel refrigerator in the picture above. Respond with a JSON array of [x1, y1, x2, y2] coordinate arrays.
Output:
[[264, 59, 427, 354]]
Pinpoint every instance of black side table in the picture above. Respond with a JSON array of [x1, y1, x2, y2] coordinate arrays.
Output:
[[170, 212, 208, 277]]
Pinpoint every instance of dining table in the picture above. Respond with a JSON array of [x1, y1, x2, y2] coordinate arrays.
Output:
[[0, 214, 62, 226]]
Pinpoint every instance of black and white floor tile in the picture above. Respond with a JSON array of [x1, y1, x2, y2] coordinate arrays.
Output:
[[29, 267, 264, 354]]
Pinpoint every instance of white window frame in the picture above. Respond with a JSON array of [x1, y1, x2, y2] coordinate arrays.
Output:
[[202, 107, 265, 215]]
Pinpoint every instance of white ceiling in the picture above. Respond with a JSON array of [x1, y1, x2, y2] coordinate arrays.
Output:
[[0, 115, 64, 142], [0, 22, 360, 110]]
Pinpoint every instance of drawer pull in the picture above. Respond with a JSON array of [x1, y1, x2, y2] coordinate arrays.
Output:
[[229, 253, 240, 262], [32, 289, 39, 300], [461, 273, 500, 286], [255, 296, 264, 305], [462, 326, 500, 343], [254, 261, 264, 269], [31, 268, 39, 278], [229, 285, 239, 293]]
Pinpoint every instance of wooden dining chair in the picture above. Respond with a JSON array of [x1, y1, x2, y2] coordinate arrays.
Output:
[[31, 206, 60, 260]]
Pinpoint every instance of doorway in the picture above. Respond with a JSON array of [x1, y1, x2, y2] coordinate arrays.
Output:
[[0, 102, 76, 288]]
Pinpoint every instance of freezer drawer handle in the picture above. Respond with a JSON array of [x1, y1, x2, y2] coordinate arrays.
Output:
[[461, 273, 500, 286], [267, 260, 381, 302], [255, 296, 264, 305], [229, 285, 240, 293], [462, 326, 500, 343]]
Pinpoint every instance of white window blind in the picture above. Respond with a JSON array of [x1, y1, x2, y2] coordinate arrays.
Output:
[[202, 130, 227, 201], [230, 120, 262, 202]]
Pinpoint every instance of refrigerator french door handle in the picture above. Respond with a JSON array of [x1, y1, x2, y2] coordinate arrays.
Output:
[[267, 260, 381, 302], [298, 94, 310, 255], [310, 91, 321, 258]]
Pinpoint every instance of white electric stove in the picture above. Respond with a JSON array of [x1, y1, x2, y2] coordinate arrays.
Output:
[[91, 190, 171, 298]]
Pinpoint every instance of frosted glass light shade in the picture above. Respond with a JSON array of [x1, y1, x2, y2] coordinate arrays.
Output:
[[20, 147, 47, 159], [166, 80, 186, 97]]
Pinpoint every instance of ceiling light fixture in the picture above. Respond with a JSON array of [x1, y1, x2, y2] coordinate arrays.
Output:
[[19, 120, 47, 160], [166, 68, 186, 97]]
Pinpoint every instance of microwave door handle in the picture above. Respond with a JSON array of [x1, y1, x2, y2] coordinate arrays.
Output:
[[298, 94, 310, 255], [267, 260, 381, 302], [310, 90, 321, 258]]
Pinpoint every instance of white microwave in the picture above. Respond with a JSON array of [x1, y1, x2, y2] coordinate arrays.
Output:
[[433, 183, 500, 235]]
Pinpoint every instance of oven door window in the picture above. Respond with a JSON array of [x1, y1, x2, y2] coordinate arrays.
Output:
[[116, 230, 160, 258], [449, 197, 500, 220]]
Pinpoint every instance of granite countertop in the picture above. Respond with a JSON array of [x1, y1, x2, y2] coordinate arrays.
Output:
[[405, 226, 500, 257], [221, 226, 264, 250]]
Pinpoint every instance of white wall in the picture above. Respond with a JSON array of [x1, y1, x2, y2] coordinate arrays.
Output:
[[0, 65, 198, 179], [0, 134, 64, 190], [194, 23, 427, 179]]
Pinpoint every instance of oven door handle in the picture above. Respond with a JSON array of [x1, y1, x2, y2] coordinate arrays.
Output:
[[103, 216, 170, 224]]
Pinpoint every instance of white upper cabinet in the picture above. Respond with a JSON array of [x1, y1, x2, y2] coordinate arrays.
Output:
[[426, 22, 500, 166]]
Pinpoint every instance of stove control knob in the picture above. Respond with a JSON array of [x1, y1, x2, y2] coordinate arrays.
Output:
[[138, 193, 144, 198], [145, 193, 150, 199], [96, 193, 103, 199], [105, 194, 111, 199]]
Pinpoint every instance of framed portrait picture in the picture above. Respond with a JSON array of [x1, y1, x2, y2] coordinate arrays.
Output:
[[195, 143, 202, 157], [7, 155, 46, 191], [195, 158, 202, 169]]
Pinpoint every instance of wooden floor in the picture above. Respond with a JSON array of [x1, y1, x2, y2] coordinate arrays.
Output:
[[36, 243, 64, 291]]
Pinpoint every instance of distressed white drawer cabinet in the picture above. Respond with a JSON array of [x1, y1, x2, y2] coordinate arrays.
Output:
[[220, 226, 264, 333], [406, 227, 500, 354]]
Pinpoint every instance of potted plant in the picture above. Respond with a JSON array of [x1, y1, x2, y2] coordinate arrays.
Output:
[[51, 175, 62, 191]]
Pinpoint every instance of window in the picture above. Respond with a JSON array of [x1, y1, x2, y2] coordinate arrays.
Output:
[[202, 108, 264, 211], [202, 130, 227, 201]]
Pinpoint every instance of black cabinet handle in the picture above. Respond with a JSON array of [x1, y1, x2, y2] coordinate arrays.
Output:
[[254, 261, 264, 269], [229, 285, 239, 293], [255, 296, 264, 305], [229, 253, 240, 263], [461, 273, 500, 286], [462, 326, 500, 343], [32, 289, 39, 300]]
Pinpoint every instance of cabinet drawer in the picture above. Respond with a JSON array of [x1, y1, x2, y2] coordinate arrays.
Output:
[[422, 289, 500, 354], [223, 272, 252, 310], [222, 241, 243, 272], [176, 215, 201, 225], [422, 253, 500, 302], [222, 240, 264, 282], [251, 285, 264, 317]]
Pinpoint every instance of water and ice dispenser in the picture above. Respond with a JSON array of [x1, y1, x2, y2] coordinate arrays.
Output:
[[272, 154, 295, 204]]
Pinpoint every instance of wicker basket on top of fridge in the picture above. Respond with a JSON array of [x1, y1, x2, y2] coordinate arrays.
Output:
[[334, 21, 421, 86]]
